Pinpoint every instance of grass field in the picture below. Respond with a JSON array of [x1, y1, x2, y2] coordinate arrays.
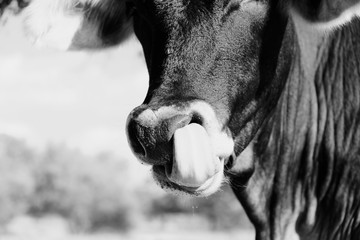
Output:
[[2, 215, 255, 240]]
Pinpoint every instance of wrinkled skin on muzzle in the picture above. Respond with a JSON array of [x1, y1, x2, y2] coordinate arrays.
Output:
[[126, 0, 293, 196]]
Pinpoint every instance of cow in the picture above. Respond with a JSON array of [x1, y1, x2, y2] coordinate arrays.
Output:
[[24, 0, 360, 239]]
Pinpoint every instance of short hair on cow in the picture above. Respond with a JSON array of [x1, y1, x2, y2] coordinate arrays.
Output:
[[23, 0, 360, 240]]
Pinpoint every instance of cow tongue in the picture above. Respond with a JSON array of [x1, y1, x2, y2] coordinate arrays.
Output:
[[167, 123, 220, 188]]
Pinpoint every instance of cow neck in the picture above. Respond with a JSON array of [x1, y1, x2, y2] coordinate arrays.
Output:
[[233, 19, 360, 240], [300, 20, 360, 240]]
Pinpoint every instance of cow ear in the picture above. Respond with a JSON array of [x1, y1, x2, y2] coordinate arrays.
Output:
[[287, 0, 360, 30], [24, 0, 133, 50], [71, 0, 134, 50]]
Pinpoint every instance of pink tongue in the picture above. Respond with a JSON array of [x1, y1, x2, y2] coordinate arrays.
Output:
[[168, 123, 220, 188]]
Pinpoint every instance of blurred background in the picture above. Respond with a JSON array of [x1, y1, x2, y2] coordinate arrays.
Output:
[[0, 5, 254, 240]]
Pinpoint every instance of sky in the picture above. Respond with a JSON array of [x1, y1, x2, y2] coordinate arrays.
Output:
[[0, 14, 148, 161]]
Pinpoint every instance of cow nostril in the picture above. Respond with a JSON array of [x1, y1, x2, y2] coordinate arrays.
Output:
[[189, 113, 203, 126], [127, 109, 205, 165], [134, 135, 147, 157], [127, 120, 146, 158]]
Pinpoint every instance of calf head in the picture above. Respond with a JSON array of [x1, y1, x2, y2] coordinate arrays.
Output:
[[24, 0, 293, 196]]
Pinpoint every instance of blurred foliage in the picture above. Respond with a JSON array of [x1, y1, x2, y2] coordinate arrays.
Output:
[[0, 134, 252, 233], [0, 135, 36, 226], [149, 187, 253, 230], [28, 146, 134, 232]]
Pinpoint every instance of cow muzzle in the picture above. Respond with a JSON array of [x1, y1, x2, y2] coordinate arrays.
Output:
[[126, 101, 234, 196]]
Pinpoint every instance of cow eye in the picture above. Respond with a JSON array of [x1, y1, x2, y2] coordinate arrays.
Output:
[[222, 1, 241, 21], [224, 0, 252, 10], [226, 3, 240, 14], [222, 0, 253, 21]]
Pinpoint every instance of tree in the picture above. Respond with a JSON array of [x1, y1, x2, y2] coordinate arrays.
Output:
[[29, 145, 136, 232], [0, 135, 36, 228]]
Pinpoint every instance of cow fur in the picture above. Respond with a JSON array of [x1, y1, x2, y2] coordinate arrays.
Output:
[[23, 1, 360, 240]]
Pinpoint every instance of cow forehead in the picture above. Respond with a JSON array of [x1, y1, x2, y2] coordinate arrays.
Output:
[[137, 0, 268, 11], [133, 0, 222, 18], [133, 0, 269, 25], [155, 0, 215, 10], [141, 0, 215, 9]]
